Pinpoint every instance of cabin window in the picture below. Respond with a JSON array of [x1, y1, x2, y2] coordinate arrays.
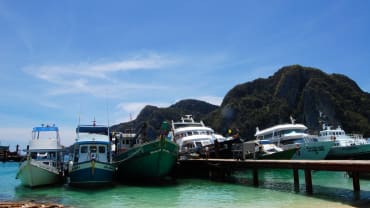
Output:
[[99, 146, 105, 153], [265, 133, 273, 139], [81, 146, 88, 153], [195, 142, 202, 147], [90, 146, 97, 153]]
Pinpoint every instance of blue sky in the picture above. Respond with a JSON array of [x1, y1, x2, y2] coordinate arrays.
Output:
[[0, 0, 369, 149]]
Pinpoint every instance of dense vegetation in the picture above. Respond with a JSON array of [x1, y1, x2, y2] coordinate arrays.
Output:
[[112, 65, 370, 139], [111, 99, 218, 139]]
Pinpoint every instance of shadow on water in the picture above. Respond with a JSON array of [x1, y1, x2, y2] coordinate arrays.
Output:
[[226, 169, 370, 208], [115, 175, 178, 187], [14, 184, 66, 205]]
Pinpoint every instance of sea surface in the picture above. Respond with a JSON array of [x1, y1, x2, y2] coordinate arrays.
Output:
[[2, 162, 370, 207]]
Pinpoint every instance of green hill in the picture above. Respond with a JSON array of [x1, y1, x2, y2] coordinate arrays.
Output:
[[206, 65, 370, 139], [112, 65, 370, 139], [111, 99, 218, 139]]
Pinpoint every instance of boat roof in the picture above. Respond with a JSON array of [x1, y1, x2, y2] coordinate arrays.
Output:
[[76, 133, 109, 143], [320, 126, 345, 133], [32, 126, 58, 132], [76, 125, 108, 135], [173, 126, 214, 133], [75, 140, 109, 145], [255, 123, 307, 136], [172, 115, 205, 128]]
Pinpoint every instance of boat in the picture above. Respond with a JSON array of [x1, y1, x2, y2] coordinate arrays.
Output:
[[318, 125, 370, 159], [16, 124, 63, 187], [241, 140, 298, 160], [113, 122, 179, 181], [68, 121, 114, 186], [0, 142, 10, 161], [254, 117, 334, 160], [168, 115, 223, 158]]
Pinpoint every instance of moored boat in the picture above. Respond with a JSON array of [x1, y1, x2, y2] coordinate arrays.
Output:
[[113, 123, 178, 181], [168, 115, 222, 158], [319, 125, 370, 159], [244, 139, 298, 160], [68, 121, 114, 186], [255, 118, 334, 160], [16, 124, 63, 187]]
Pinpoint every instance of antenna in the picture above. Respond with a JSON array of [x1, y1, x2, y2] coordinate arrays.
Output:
[[78, 103, 82, 125], [92, 117, 96, 126], [105, 99, 113, 163]]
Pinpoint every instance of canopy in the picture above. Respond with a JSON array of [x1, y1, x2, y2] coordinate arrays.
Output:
[[76, 125, 108, 135], [32, 126, 59, 132]]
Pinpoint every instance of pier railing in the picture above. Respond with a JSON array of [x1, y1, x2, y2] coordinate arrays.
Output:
[[178, 159, 370, 194]]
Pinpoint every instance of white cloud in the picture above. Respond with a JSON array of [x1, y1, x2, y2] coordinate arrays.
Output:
[[23, 53, 178, 97], [25, 53, 178, 82]]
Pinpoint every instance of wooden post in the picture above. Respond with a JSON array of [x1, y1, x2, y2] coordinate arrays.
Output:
[[253, 168, 259, 186], [304, 169, 312, 194], [293, 168, 299, 191], [352, 171, 360, 192]]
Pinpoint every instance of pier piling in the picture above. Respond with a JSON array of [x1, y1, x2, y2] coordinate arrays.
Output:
[[304, 169, 312, 194], [178, 159, 370, 194], [253, 168, 259, 186], [293, 168, 299, 191], [352, 171, 360, 192]]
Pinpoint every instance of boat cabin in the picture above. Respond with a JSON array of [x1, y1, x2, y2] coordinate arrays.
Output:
[[73, 142, 109, 163], [73, 125, 111, 163], [113, 131, 138, 154]]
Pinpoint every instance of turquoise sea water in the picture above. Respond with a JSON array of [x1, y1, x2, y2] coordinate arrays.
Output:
[[1, 162, 370, 207]]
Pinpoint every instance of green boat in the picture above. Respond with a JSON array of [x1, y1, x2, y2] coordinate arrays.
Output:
[[113, 123, 179, 180]]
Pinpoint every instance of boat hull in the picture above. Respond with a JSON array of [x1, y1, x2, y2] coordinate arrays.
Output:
[[326, 143, 370, 159], [115, 139, 178, 180], [69, 160, 114, 186], [16, 159, 61, 187], [288, 141, 334, 160], [259, 148, 298, 160]]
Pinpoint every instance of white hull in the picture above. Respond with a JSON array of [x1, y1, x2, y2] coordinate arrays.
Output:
[[16, 159, 61, 187], [282, 141, 334, 160]]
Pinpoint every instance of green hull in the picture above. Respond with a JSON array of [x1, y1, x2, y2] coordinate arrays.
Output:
[[114, 139, 179, 180], [258, 148, 297, 160]]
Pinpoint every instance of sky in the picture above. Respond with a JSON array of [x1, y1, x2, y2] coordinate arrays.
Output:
[[0, 0, 369, 150]]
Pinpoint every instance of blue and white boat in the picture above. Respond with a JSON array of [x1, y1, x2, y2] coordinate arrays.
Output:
[[16, 124, 63, 187], [68, 121, 114, 186]]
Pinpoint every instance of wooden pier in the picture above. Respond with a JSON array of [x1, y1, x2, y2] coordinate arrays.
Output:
[[178, 159, 370, 194]]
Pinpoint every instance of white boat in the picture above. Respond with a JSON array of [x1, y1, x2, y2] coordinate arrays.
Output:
[[168, 115, 221, 156], [16, 124, 63, 187], [255, 118, 334, 160], [242, 139, 298, 159], [318, 125, 370, 159]]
